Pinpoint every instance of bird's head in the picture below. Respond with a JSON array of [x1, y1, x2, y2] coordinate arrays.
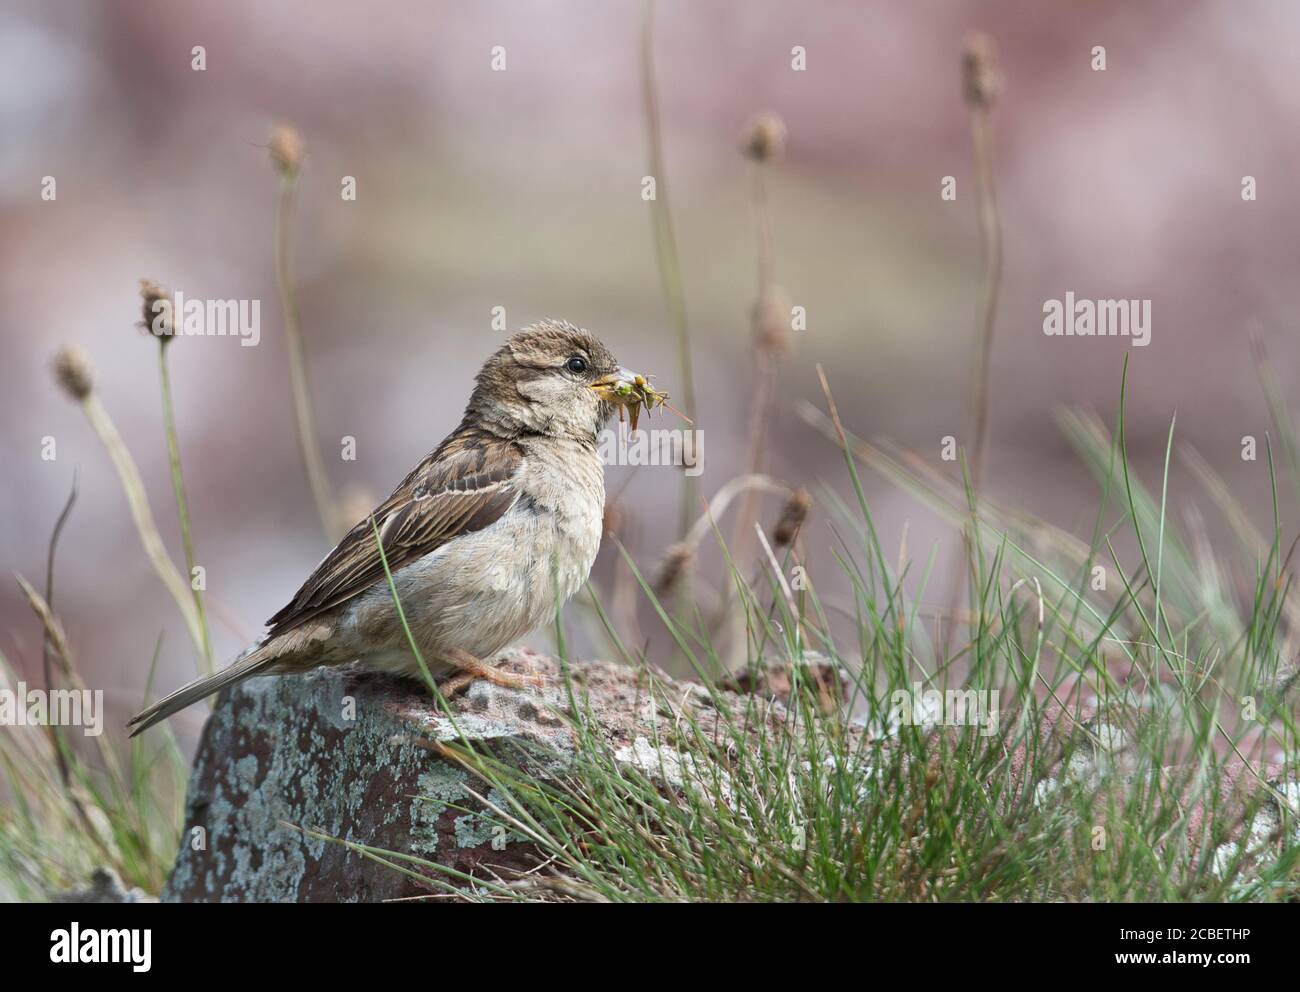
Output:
[[467, 320, 645, 441]]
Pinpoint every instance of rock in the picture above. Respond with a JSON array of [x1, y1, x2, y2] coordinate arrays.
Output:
[[614, 736, 735, 808], [721, 652, 849, 710], [162, 648, 790, 902], [161, 648, 1293, 900], [1190, 763, 1300, 881], [1009, 706, 1300, 883]]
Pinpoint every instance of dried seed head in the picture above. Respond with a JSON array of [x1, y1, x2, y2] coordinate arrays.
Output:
[[139, 278, 175, 343], [773, 487, 812, 546], [753, 284, 793, 358], [654, 542, 695, 596], [52, 344, 94, 401], [270, 124, 304, 176], [962, 33, 1001, 108], [741, 113, 787, 163]]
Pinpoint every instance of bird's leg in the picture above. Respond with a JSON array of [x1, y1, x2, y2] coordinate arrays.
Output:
[[436, 647, 547, 697]]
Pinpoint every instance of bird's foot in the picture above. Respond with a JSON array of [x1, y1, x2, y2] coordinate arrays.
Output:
[[437, 648, 549, 698]]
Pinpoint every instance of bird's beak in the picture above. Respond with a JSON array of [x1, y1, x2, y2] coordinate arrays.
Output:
[[589, 367, 645, 405]]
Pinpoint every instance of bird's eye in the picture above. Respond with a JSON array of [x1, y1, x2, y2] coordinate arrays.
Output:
[[565, 356, 588, 375]]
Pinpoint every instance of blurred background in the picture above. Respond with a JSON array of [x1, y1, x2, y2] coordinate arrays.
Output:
[[3, 0, 1299, 748]]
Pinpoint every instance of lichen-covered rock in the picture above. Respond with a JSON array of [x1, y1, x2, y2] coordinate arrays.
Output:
[[162, 648, 795, 902]]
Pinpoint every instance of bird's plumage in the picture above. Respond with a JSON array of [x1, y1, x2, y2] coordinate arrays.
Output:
[[128, 320, 632, 737], [264, 427, 525, 639]]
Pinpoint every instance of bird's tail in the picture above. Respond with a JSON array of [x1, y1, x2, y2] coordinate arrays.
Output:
[[127, 644, 278, 738]]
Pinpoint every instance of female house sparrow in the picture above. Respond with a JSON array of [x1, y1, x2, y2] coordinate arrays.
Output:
[[129, 321, 644, 736]]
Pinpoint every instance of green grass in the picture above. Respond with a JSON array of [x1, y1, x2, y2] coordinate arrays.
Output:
[[312, 366, 1299, 902], [0, 639, 187, 901]]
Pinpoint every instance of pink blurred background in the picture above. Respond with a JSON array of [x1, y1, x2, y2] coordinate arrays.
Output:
[[4, 0, 1299, 746]]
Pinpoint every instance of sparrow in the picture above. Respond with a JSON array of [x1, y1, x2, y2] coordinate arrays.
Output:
[[128, 320, 645, 736]]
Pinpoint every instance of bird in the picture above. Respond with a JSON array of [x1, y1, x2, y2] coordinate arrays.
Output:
[[128, 320, 646, 736]]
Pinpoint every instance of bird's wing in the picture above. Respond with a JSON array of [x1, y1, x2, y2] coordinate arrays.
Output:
[[263, 429, 525, 637]]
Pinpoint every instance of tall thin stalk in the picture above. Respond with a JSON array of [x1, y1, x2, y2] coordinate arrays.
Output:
[[942, 33, 1004, 655], [40, 474, 79, 807], [270, 125, 342, 543], [51, 345, 204, 656], [142, 280, 216, 675], [640, 0, 697, 537], [729, 114, 789, 572], [157, 344, 215, 675], [86, 392, 204, 652], [964, 34, 1004, 493]]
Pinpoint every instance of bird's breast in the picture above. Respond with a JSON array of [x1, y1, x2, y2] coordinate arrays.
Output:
[[357, 442, 605, 666], [512, 442, 606, 592]]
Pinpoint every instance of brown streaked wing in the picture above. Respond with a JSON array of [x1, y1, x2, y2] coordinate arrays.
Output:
[[263, 430, 524, 637]]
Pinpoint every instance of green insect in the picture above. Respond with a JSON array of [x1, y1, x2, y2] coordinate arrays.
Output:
[[613, 373, 687, 431]]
